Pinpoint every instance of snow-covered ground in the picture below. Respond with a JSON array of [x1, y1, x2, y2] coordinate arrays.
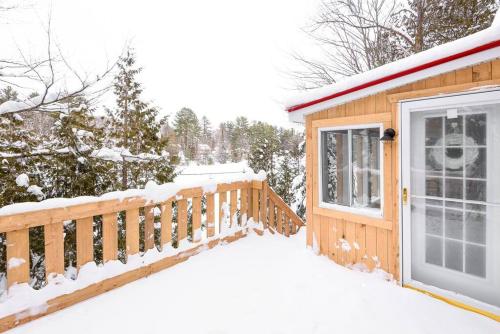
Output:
[[6, 230, 499, 334]]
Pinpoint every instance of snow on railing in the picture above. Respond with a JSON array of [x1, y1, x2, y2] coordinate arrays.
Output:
[[0, 172, 303, 332]]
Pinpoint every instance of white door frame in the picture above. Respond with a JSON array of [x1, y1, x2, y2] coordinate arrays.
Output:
[[399, 87, 500, 314]]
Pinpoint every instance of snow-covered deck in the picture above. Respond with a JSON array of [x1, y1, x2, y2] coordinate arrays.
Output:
[[7, 230, 499, 334]]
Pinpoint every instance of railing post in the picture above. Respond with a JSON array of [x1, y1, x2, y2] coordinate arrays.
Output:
[[218, 191, 227, 232], [268, 200, 275, 230], [206, 194, 215, 237], [284, 215, 290, 237], [240, 185, 248, 225], [192, 196, 202, 242], [6, 229, 30, 288], [126, 209, 140, 256], [144, 206, 155, 250], [177, 199, 188, 242], [276, 207, 283, 234], [230, 190, 237, 227], [160, 200, 173, 247], [76, 217, 94, 268], [260, 181, 268, 228], [45, 222, 65, 277], [102, 213, 118, 262], [252, 185, 259, 223]]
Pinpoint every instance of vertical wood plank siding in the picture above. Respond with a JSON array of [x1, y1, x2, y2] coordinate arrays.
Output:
[[305, 60, 498, 279]]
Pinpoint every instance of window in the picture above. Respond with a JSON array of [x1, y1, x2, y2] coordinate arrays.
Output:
[[319, 125, 382, 215]]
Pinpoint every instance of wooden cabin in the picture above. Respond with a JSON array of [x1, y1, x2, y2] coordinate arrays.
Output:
[[286, 15, 500, 318]]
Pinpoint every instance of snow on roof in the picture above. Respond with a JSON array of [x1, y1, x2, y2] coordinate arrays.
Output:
[[285, 11, 500, 123]]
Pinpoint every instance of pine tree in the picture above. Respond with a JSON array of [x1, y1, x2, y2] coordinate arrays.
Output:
[[248, 122, 280, 187], [200, 115, 214, 148], [0, 86, 44, 207], [46, 96, 118, 198], [107, 48, 173, 188], [292, 141, 306, 221], [216, 122, 230, 163], [404, 0, 498, 52], [173, 108, 201, 162], [275, 153, 297, 206], [230, 116, 249, 162]]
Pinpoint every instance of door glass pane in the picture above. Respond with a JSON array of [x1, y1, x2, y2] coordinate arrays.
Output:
[[465, 244, 486, 277], [465, 113, 486, 145], [445, 116, 463, 146], [426, 236, 443, 266]]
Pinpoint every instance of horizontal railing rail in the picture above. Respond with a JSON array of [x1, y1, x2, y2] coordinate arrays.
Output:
[[0, 176, 304, 332]]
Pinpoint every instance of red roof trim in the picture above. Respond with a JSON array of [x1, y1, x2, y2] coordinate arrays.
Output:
[[287, 39, 500, 113]]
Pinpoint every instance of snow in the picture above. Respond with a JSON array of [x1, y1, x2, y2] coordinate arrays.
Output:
[[174, 161, 263, 185], [493, 9, 500, 27], [0, 168, 266, 217], [15, 174, 29, 188], [7, 258, 26, 270], [0, 221, 263, 320], [285, 12, 500, 122], [4, 230, 499, 334], [90, 147, 165, 162], [26, 185, 44, 200]]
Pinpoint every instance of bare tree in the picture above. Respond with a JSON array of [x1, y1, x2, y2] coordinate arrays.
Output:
[[0, 10, 118, 115], [290, 0, 408, 90], [289, 0, 498, 90]]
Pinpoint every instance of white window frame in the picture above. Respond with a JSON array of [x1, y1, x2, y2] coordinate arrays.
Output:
[[317, 122, 384, 218]]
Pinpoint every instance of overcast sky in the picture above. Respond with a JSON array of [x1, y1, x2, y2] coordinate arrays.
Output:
[[2, 0, 320, 128]]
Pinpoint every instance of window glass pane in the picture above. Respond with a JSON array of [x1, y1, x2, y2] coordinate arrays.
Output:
[[351, 128, 381, 209], [321, 130, 349, 205]]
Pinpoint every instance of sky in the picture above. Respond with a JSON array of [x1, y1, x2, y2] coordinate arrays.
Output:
[[2, 0, 320, 128]]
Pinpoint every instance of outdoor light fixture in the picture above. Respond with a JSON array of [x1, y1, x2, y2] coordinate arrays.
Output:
[[380, 128, 396, 142]]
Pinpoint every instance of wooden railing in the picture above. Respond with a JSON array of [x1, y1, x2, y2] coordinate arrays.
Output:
[[0, 178, 303, 331]]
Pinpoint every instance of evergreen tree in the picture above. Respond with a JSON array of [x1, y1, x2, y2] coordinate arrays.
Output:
[[404, 0, 498, 52], [230, 116, 249, 162], [292, 141, 306, 221], [173, 108, 201, 162], [216, 122, 230, 163], [0, 86, 44, 206], [275, 153, 297, 206], [200, 115, 214, 149], [248, 122, 280, 187], [46, 96, 118, 198], [107, 48, 173, 188]]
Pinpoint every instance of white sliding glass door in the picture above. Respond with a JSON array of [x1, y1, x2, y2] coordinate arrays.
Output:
[[401, 90, 500, 311]]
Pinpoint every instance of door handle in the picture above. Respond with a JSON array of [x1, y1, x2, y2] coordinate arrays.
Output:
[[403, 187, 408, 205]]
